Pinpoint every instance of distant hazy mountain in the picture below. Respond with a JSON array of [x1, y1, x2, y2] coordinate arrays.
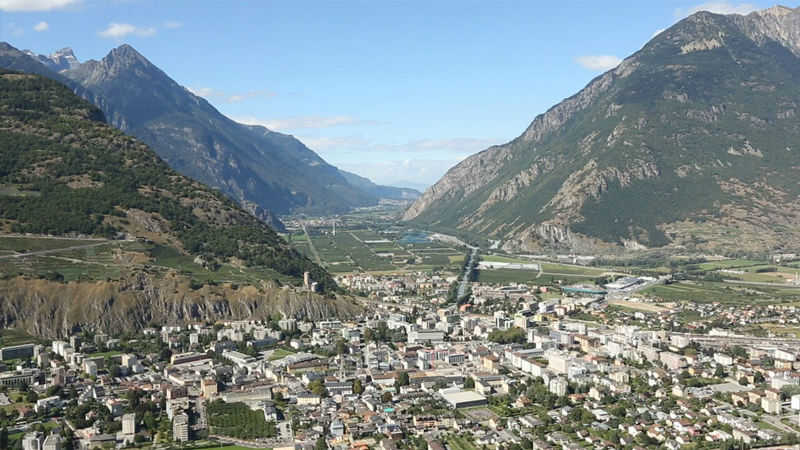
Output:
[[338, 170, 421, 201], [0, 42, 377, 220], [405, 6, 800, 254]]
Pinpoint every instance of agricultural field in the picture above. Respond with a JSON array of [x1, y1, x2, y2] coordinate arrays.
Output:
[[445, 434, 478, 450], [539, 262, 608, 277], [642, 281, 800, 305], [759, 323, 800, 338], [292, 225, 466, 273], [476, 269, 596, 286], [0, 329, 40, 347], [0, 236, 295, 285]]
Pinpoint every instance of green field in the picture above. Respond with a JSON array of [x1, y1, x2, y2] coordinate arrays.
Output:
[[643, 281, 800, 304], [0, 329, 40, 346], [297, 226, 465, 273], [476, 269, 595, 286], [540, 262, 607, 276], [481, 254, 532, 264], [0, 236, 296, 286], [695, 259, 764, 271], [445, 434, 478, 450], [267, 348, 295, 361]]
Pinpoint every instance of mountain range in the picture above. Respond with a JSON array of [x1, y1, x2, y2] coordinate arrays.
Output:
[[404, 6, 800, 254], [0, 42, 418, 227]]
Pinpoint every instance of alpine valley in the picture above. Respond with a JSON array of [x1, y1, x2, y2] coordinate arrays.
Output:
[[404, 6, 800, 255]]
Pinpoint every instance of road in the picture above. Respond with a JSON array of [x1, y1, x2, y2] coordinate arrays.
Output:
[[300, 221, 323, 266], [0, 241, 114, 260], [457, 247, 479, 299]]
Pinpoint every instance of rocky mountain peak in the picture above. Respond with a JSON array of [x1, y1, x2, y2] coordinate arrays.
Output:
[[21, 46, 80, 72], [731, 5, 800, 56]]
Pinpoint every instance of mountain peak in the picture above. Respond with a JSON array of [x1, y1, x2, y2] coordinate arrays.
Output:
[[754, 4, 799, 17], [104, 44, 151, 68], [49, 47, 76, 59]]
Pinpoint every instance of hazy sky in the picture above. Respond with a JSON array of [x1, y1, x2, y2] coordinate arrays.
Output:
[[0, 0, 778, 188]]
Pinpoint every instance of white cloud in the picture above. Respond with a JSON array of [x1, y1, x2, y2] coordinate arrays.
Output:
[[33, 21, 49, 31], [298, 135, 373, 151], [162, 21, 182, 28], [0, 0, 81, 11], [188, 86, 224, 99], [574, 55, 623, 71], [98, 22, 157, 39], [337, 158, 458, 187], [188, 86, 276, 103], [236, 115, 373, 130], [227, 90, 276, 102], [7, 22, 24, 37], [296, 134, 499, 156], [652, 28, 665, 38], [674, 1, 759, 19]]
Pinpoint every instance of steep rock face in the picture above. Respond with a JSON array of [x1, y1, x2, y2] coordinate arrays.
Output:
[[0, 273, 362, 339], [405, 7, 800, 254]]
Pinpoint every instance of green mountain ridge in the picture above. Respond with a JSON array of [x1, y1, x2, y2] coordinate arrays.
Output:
[[0, 69, 334, 289], [404, 7, 800, 254]]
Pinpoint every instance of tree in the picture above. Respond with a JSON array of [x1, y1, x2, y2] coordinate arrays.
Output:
[[308, 380, 326, 397], [1, 427, 8, 450], [739, 376, 749, 386], [353, 380, 364, 395], [315, 436, 327, 450], [464, 377, 475, 389], [159, 348, 173, 362], [395, 372, 410, 388], [715, 364, 725, 378], [487, 327, 526, 344], [380, 392, 393, 403], [61, 430, 74, 450]]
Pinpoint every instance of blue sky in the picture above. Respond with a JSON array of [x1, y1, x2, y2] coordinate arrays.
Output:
[[0, 0, 780, 188]]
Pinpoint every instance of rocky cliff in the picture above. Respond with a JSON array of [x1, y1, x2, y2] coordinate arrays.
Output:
[[0, 273, 362, 339]]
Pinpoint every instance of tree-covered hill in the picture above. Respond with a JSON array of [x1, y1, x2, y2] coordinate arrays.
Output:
[[0, 69, 336, 292]]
